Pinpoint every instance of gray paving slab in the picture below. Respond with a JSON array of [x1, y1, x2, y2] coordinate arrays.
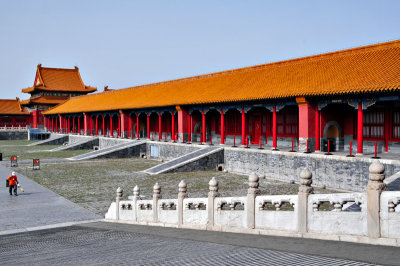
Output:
[[83, 222, 399, 265], [0, 164, 99, 233], [0, 222, 384, 265]]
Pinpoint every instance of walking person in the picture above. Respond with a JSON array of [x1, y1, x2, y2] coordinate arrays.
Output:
[[7, 171, 18, 196]]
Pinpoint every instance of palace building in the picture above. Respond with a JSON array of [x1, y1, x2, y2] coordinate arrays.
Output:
[[0, 99, 30, 128], [43, 40, 400, 155], [19, 64, 96, 129]]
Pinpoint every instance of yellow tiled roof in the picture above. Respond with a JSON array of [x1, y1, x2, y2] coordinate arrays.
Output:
[[22, 65, 97, 93], [20, 96, 69, 105], [44, 40, 400, 115], [0, 99, 29, 115]]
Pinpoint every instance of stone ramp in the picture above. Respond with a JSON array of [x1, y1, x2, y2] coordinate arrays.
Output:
[[0, 164, 99, 234], [69, 140, 146, 160], [27, 134, 68, 146], [385, 170, 400, 191], [143, 146, 224, 175], [50, 137, 99, 151]]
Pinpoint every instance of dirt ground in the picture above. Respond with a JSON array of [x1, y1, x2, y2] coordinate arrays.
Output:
[[3, 140, 338, 216]]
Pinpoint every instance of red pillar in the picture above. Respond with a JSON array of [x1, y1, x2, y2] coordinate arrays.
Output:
[[83, 113, 88, 135], [32, 110, 38, 129], [202, 110, 206, 143], [96, 116, 98, 136], [273, 106, 277, 149], [241, 108, 246, 146], [147, 113, 150, 139], [188, 112, 191, 143], [315, 105, 320, 151], [78, 116, 81, 135], [73, 117, 75, 133], [68, 117, 70, 133], [172, 112, 175, 141], [176, 106, 189, 143], [221, 109, 225, 144], [102, 115, 106, 137], [158, 112, 162, 141], [297, 97, 316, 152], [59, 115, 63, 133], [110, 115, 113, 137], [44, 116, 47, 131], [136, 113, 140, 139], [64, 117, 66, 133], [357, 103, 363, 154], [118, 114, 121, 137], [128, 114, 132, 139], [92, 116, 95, 135], [120, 111, 128, 138]]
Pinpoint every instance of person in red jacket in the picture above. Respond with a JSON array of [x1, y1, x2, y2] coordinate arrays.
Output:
[[7, 171, 18, 196]]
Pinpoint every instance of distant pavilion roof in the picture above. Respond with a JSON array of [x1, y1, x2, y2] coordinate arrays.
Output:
[[44, 40, 400, 115], [0, 99, 29, 115], [22, 65, 97, 94]]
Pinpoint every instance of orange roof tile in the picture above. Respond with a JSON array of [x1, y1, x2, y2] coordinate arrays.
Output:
[[0, 99, 29, 115], [22, 65, 97, 93], [44, 40, 400, 115], [21, 96, 69, 105]]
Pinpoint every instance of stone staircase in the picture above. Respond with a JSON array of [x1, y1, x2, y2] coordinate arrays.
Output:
[[69, 140, 145, 160], [50, 137, 99, 151], [143, 146, 224, 175]]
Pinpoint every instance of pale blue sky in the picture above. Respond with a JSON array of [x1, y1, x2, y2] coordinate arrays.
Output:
[[0, 0, 399, 100]]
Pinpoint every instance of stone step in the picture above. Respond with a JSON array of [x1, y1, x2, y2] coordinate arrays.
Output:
[[143, 146, 223, 175]]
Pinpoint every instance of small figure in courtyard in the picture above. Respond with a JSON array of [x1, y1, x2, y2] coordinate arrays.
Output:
[[7, 171, 19, 196]]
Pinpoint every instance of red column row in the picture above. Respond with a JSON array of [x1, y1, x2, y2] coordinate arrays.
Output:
[[357, 103, 363, 155]]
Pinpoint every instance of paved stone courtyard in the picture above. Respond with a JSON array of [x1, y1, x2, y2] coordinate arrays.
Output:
[[0, 222, 393, 265], [0, 164, 99, 234], [0, 140, 399, 265]]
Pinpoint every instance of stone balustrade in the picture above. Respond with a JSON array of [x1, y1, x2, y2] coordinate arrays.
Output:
[[105, 161, 400, 246], [0, 126, 28, 131]]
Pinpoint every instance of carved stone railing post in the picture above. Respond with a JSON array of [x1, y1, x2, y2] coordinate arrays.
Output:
[[133, 185, 140, 222], [207, 177, 219, 227], [297, 169, 313, 233], [178, 180, 188, 227], [247, 173, 260, 229], [116, 187, 123, 221], [153, 183, 161, 222], [367, 161, 386, 238]]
